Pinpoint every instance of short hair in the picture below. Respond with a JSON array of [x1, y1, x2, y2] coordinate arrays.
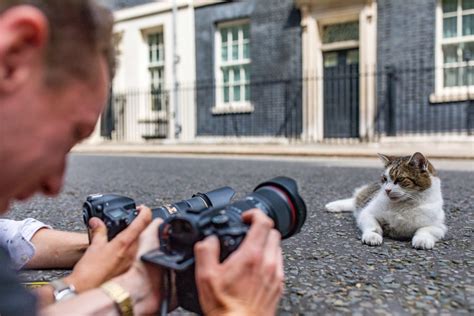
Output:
[[0, 0, 115, 85]]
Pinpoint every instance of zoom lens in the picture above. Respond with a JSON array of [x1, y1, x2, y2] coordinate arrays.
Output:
[[251, 177, 306, 239]]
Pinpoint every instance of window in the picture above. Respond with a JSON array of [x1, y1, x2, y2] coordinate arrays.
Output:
[[214, 22, 253, 114], [148, 32, 165, 111], [440, 0, 474, 88], [322, 21, 359, 44]]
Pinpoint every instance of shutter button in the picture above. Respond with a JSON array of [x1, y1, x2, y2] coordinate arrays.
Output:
[[211, 214, 229, 227]]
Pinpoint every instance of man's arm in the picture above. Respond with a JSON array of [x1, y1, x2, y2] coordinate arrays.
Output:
[[25, 229, 88, 269], [40, 215, 164, 315], [36, 206, 153, 307]]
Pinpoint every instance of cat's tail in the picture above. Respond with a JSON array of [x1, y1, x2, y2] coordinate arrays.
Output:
[[325, 197, 355, 212]]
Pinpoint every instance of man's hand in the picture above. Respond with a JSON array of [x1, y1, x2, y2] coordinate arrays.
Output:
[[114, 217, 169, 315], [64, 205, 152, 293], [195, 209, 284, 316]]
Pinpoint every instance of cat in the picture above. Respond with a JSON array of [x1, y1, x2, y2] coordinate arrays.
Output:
[[325, 152, 447, 250]]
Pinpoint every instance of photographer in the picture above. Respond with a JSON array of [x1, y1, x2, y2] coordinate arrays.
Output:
[[0, 1, 284, 315]]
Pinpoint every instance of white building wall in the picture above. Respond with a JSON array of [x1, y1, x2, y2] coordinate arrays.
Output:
[[88, 0, 197, 143]]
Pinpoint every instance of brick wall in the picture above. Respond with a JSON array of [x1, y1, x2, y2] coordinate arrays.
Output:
[[195, 0, 302, 137], [376, 0, 469, 135]]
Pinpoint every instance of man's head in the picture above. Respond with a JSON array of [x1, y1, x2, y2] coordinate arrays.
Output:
[[0, 0, 114, 212]]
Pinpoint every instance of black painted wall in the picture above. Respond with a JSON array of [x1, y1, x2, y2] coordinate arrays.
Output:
[[195, 0, 302, 138], [98, 0, 154, 10], [377, 0, 470, 135]]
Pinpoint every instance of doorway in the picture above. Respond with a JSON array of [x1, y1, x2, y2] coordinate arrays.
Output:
[[323, 48, 360, 138]]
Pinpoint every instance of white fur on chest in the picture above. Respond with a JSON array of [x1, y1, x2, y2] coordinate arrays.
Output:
[[357, 177, 444, 239]]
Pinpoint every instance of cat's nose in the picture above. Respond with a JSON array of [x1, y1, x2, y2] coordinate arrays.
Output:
[[385, 189, 392, 194]]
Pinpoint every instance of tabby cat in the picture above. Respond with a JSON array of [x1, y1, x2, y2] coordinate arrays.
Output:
[[325, 152, 446, 249]]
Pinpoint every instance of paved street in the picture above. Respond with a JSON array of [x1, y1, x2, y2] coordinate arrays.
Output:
[[10, 154, 474, 315]]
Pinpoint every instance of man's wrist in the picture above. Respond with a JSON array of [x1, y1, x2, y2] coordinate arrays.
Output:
[[50, 278, 77, 302], [63, 274, 85, 293], [101, 281, 133, 316]]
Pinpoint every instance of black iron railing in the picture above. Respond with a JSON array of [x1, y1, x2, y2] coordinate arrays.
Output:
[[100, 66, 473, 142]]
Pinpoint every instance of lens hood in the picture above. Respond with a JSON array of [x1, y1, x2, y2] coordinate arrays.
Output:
[[254, 177, 307, 237]]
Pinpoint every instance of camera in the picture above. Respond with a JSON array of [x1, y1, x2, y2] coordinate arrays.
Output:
[[141, 176, 307, 314], [82, 187, 236, 241]]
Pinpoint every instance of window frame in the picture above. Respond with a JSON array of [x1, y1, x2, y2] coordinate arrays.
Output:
[[432, 0, 474, 102], [213, 19, 254, 114], [147, 30, 167, 112]]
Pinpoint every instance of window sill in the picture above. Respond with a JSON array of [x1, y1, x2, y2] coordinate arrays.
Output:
[[138, 111, 168, 123], [211, 103, 254, 115], [429, 91, 474, 104]]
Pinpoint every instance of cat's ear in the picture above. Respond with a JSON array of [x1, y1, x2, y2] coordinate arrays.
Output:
[[408, 152, 428, 171], [377, 153, 394, 166]]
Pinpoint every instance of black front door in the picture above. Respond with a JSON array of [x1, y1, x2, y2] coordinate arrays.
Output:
[[323, 49, 359, 138]]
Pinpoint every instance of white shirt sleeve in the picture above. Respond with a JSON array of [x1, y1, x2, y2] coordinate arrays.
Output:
[[0, 218, 52, 270]]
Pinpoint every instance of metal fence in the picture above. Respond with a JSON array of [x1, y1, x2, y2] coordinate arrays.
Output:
[[100, 66, 473, 143]]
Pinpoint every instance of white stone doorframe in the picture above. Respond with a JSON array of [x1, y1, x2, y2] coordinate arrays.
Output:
[[296, 0, 377, 142]]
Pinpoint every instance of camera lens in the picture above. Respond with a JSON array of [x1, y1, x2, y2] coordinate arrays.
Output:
[[82, 202, 93, 227], [252, 177, 306, 239]]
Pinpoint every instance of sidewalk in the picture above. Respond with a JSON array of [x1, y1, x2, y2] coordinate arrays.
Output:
[[73, 141, 474, 160]]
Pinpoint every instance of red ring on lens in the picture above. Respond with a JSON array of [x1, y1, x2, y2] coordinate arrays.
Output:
[[267, 185, 296, 230]]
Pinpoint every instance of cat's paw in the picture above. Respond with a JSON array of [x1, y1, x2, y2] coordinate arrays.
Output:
[[362, 232, 383, 246], [412, 234, 435, 250], [325, 201, 342, 212]]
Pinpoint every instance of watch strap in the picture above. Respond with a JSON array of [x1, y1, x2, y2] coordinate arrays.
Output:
[[51, 279, 77, 302], [101, 281, 134, 316]]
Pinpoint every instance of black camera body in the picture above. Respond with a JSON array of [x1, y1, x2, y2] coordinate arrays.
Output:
[[83, 194, 138, 240], [83, 187, 236, 241], [141, 177, 307, 314]]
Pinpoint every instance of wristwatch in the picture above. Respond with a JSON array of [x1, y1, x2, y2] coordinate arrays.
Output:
[[50, 279, 77, 302], [101, 281, 133, 316]]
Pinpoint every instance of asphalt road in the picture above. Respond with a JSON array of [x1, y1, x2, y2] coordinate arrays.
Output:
[[10, 154, 474, 315]]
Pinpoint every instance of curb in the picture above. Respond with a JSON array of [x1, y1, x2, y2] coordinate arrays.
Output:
[[72, 144, 474, 160]]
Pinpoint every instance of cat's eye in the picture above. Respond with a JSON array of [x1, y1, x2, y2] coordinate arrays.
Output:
[[396, 178, 413, 186], [381, 175, 387, 183]]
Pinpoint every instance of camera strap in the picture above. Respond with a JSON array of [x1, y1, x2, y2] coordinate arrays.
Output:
[[159, 269, 171, 316]]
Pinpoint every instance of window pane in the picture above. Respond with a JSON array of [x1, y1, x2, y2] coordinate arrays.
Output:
[[243, 42, 250, 59], [224, 86, 230, 102], [234, 67, 241, 83], [232, 28, 238, 42], [464, 42, 474, 60], [324, 52, 338, 67], [347, 50, 359, 65], [443, 0, 458, 13], [233, 85, 241, 101], [223, 68, 229, 83], [443, 17, 457, 38], [443, 44, 459, 63], [444, 67, 460, 87], [232, 44, 239, 60], [463, 14, 474, 35], [243, 65, 250, 82], [244, 84, 250, 101], [222, 44, 228, 62], [221, 28, 228, 43], [468, 65, 474, 85], [243, 24, 250, 39], [322, 21, 359, 44], [148, 33, 163, 63], [463, 0, 474, 10]]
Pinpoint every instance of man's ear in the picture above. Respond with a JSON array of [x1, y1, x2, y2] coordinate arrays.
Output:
[[0, 6, 48, 93]]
